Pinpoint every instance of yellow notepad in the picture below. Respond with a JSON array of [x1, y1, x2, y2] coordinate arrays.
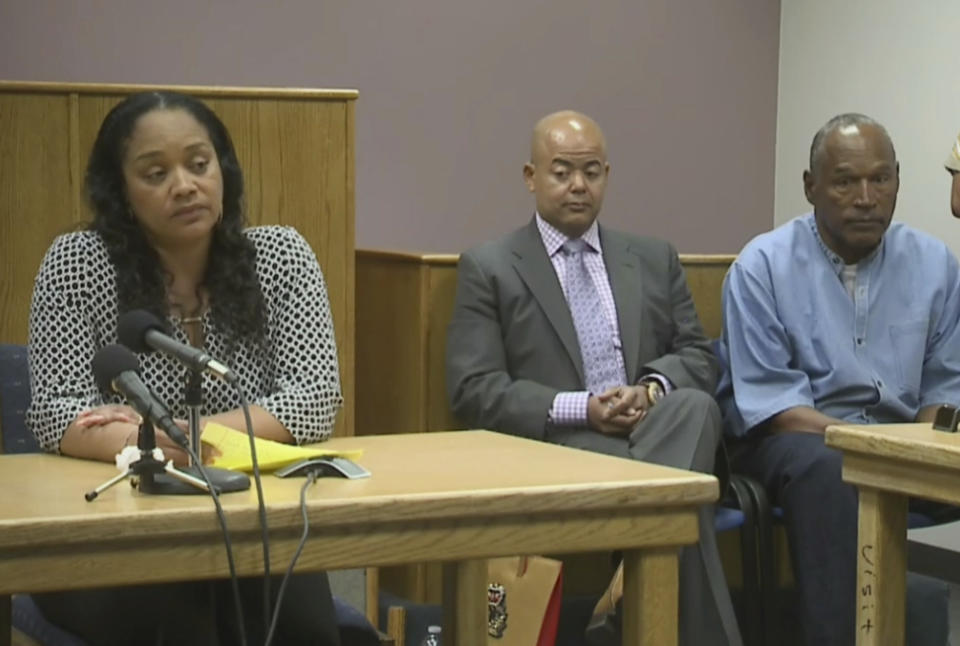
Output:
[[200, 422, 362, 472]]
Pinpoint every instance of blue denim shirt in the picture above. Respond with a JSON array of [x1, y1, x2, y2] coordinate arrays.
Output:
[[717, 213, 960, 438]]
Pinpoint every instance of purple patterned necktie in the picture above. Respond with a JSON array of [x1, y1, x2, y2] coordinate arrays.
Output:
[[562, 239, 625, 394]]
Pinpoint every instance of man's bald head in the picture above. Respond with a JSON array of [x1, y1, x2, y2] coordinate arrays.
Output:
[[524, 111, 610, 239], [530, 110, 607, 165]]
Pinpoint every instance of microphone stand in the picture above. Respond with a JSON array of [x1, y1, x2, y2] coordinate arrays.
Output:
[[84, 373, 250, 499], [175, 370, 250, 494], [84, 418, 209, 501], [187, 369, 205, 465]]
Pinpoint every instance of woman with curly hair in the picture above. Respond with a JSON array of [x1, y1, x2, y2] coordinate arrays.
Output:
[[25, 90, 343, 645]]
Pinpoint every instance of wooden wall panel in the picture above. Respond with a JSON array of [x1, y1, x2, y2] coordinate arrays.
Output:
[[0, 94, 78, 345], [355, 253, 428, 436], [0, 81, 357, 436], [424, 258, 459, 432], [680, 255, 735, 340]]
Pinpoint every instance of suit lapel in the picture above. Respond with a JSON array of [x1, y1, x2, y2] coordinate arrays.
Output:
[[602, 228, 643, 383], [511, 221, 585, 384]]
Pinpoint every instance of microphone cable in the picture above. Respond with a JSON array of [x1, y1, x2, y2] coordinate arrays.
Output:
[[263, 470, 319, 646], [103, 330, 270, 642], [180, 441, 249, 646], [93, 343, 249, 643], [234, 385, 273, 635]]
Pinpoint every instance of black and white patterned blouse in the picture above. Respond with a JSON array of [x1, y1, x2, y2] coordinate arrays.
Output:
[[26, 225, 343, 452]]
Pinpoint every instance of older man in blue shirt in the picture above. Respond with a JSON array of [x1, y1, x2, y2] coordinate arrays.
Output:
[[718, 113, 960, 645]]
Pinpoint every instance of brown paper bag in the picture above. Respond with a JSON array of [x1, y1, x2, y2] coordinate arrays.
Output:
[[487, 555, 563, 646]]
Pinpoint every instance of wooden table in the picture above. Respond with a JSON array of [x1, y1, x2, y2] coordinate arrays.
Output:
[[0, 430, 717, 646], [825, 423, 960, 646]]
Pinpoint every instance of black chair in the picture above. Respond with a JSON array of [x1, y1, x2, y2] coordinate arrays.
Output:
[[0, 342, 383, 646], [0, 343, 39, 453], [722, 474, 764, 646], [736, 472, 782, 646]]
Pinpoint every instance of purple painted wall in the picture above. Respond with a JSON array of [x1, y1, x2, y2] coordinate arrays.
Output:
[[0, 0, 780, 253]]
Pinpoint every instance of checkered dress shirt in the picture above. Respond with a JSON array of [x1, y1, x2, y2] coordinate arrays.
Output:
[[535, 214, 670, 429]]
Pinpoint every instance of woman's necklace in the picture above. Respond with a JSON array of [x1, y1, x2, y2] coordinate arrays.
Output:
[[170, 300, 207, 346]]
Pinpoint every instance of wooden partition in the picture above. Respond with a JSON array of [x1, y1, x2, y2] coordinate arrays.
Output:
[[355, 251, 459, 437], [356, 248, 736, 603], [0, 81, 357, 435]]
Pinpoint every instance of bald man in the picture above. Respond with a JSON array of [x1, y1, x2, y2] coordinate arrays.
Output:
[[446, 111, 742, 646]]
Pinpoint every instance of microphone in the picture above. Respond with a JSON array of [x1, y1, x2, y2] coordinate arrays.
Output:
[[118, 309, 236, 383], [92, 344, 190, 449]]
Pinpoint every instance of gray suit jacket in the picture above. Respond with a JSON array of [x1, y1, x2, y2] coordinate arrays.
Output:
[[446, 218, 718, 440]]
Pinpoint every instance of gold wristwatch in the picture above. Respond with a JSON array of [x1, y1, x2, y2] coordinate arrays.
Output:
[[642, 379, 665, 407]]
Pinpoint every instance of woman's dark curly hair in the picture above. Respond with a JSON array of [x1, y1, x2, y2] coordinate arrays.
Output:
[[86, 91, 267, 350]]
